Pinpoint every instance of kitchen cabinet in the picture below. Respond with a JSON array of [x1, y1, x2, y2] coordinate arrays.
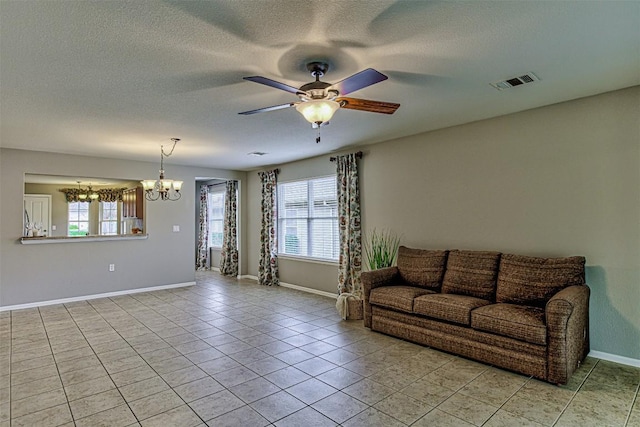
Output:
[[122, 187, 144, 219]]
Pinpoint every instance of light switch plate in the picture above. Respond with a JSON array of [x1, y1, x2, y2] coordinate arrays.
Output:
[[173, 225, 180, 232]]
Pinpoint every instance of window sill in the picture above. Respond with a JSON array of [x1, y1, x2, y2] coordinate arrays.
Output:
[[277, 254, 338, 266], [20, 234, 149, 244]]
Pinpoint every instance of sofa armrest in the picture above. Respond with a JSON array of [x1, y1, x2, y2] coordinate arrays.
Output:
[[546, 284, 590, 384], [361, 267, 399, 328]]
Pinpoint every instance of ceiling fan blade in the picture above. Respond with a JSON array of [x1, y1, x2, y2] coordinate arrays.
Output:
[[238, 102, 297, 115], [243, 76, 301, 94], [336, 97, 400, 114], [330, 68, 388, 96]]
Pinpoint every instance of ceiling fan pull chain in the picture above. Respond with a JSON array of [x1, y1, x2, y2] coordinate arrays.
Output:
[[316, 127, 321, 143]]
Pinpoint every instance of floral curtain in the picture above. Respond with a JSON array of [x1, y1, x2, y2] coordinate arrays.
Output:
[[258, 170, 279, 286], [196, 184, 209, 270], [336, 153, 362, 297], [219, 180, 238, 276], [59, 187, 126, 203]]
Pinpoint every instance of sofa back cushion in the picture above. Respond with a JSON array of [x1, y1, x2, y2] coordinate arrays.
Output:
[[442, 250, 501, 300], [396, 246, 448, 290], [496, 254, 586, 307]]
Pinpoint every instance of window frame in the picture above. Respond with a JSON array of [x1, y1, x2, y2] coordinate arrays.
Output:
[[67, 202, 90, 236], [207, 188, 226, 248], [98, 201, 119, 236], [277, 175, 339, 263]]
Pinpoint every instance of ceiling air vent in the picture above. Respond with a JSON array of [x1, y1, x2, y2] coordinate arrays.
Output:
[[248, 151, 267, 156], [491, 72, 540, 90]]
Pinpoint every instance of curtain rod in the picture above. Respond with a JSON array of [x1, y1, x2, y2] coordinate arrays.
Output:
[[329, 151, 363, 162]]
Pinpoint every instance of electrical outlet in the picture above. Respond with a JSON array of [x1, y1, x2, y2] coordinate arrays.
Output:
[[109, 264, 115, 272], [173, 225, 180, 232], [51, 225, 57, 231]]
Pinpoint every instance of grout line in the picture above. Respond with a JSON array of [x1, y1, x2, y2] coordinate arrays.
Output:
[[624, 380, 640, 426], [550, 358, 598, 426]]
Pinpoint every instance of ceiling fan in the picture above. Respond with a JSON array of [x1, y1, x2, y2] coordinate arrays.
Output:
[[239, 62, 400, 141]]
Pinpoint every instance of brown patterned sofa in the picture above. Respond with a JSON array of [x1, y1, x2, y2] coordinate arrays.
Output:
[[362, 247, 590, 384]]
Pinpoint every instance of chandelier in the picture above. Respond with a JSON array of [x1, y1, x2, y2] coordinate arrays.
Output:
[[141, 138, 183, 201], [76, 181, 99, 203]]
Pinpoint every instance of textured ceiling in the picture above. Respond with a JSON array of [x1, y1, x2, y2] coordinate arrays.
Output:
[[1, 1, 639, 171]]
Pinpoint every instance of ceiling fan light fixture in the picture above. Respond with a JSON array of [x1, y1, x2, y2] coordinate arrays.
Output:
[[296, 99, 340, 125]]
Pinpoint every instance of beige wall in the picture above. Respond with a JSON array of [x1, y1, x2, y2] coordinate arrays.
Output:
[[1, 148, 246, 307], [246, 86, 640, 360]]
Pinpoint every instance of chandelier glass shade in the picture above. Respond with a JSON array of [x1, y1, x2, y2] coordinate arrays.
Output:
[[296, 100, 340, 126], [142, 138, 183, 201], [75, 181, 99, 202]]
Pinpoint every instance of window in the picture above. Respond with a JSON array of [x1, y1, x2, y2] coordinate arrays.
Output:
[[68, 202, 89, 236], [277, 176, 338, 261], [99, 201, 118, 235], [208, 191, 225, 247]]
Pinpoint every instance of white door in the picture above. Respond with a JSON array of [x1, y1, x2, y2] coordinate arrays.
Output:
[[24, 194, 52, 237]]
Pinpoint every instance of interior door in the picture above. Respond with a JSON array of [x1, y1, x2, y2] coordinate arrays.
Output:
[[24, 194, 52, 237]]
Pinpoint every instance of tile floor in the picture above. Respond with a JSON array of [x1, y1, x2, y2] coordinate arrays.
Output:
[[1, 271, 639, 427]]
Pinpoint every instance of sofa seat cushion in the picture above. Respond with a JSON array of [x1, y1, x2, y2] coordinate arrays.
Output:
[[413, 294, 491, 325], [369, 286, 435, 313], [442, 250, 501, 300], [397, 246, 448, 290], [496, 254, 585, 307], [471, 303, 547, 345]]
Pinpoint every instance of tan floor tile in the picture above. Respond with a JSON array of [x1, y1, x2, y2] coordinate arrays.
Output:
[[102, 354, 148, 374], [274, 406, 336, 427], [438, 392, 499, 426], [211, 405, 270, 427], [56, 354, 102, 374], [10, 346, 52, 363], [374, 391, 433, 425], [162, 365, 209, 388], [69, 388, 125, 420], [11, 374, 62, 400], [483, 409, 547, 427], [502, 379, 575, 425], [342, 407, 405, 427], [128, 389, 183, 421], [190, 389, 245, 421], [0, 402, 8, 424], [212, 366, 259, 388], [249, 390, 306, 423], [10, 403, 73, 427], [554, 393, 630, 426], [110, 365, 158, 387], [60, 364, 109, 386], [5, 273, 640, 427], [74, 403, 137, 427], [11, 387, 67, 418], [316, 367, 364, 389], [147, 355, 193, 375], [342, 378, 395, 405], [311, 391, 369, 424], [140, 404, 202, 427], [412, 408, 474, 426], [10, 364, 59, 386], [401, 377, 455, 406], [229, 377, 281, 404], [458, 367, 528, 406], [173, 376, 224, 402], [421, 358, 487, 390], [119, 376, 170, 402], [53, 346, 95, 363], [264, 366, 311, 389], [64, 375, 115, 401]]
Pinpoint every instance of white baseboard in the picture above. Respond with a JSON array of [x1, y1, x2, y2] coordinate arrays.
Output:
[[238, 275, 337, 299], [0, 281, 196, 312], [588, 350, 640, 368]]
